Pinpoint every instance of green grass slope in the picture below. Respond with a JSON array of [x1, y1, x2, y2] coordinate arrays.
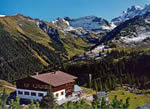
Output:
[[0, 14, 91, 81], [109, 88, 150, 108]]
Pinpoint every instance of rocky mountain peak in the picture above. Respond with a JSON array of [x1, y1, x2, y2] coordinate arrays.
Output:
[[52, 17, 70, 27], [111, 4, 150, 26], [127, 5, 143, 12], [51, 16, 114, 33]]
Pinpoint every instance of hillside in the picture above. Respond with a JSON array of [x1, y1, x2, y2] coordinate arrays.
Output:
[[0, 14, 98, 81], [65, 48, 150, 90], [109, 87, 150, 108], [1, 6, 150, 84]]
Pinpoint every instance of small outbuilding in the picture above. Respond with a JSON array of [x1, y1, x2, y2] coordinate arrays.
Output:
[[136, 104, 150, 109], [95, 91, 109, 101], [72, 85, 83, 97]]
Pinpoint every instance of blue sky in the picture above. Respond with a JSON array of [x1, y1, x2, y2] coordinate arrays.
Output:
[[0, 0, 150, 21]]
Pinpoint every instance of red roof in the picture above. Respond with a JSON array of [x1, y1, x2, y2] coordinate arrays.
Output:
[[31, 71, 77, 87]]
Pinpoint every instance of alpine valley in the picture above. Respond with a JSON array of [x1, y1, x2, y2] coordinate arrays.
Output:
[[0, 12, 116, 79], [0, 4, 150, 92]]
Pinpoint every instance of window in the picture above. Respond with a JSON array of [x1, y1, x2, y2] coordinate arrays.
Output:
[[66, 88, 73, 93], [31, 92, 36, 96], [44, 85, 48, 89], [38, 93, 44, 97], [40, 85, 44, 89], [61, 91, 64, 95], [33, 84, 38, 88], [24, 91, 29, 95], [24, 83, 29, 88], [37, 84, 40, 88], [55, 93, 59, 97], [18, 91, 23, 95]]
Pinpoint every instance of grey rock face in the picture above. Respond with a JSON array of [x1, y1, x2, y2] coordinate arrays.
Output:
[[37, 21, 62, 44]]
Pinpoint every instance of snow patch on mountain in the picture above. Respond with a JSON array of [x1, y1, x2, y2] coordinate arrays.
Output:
[[121, 32, 150, 43], [52, 18, 76, 32], [91, 44, 105, 53], [52, 16, 115, 33], [0, 15, 6, 17], [67, 16, 113, 32], [145, 18, 150, 24], [52, 18, 70, 27]]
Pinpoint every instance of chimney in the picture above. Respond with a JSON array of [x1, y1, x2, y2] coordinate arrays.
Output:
[[52, 71, 56, 74], [36, 72, 39, 76]]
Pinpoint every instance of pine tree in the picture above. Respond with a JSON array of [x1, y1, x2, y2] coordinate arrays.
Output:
[[127, 73, 132, 86], [94, 79, 98, 92], [40, 86, 56, 109], [61, 103, 68, 109], [100, 97, 108, 108], [119, 77, 123, 87], [104, 82, 108, 91], [119, 99, 124, 108], [123, 97, 130, 108], [0, 97, 2, 109], [136, 77, 140, 87], [9, 96, 23, 109], [67, 101, 75, 109], [108, 76, 112, 89], [111, 75, 117, 89], [1, 89, 8, 108], [28, 100, 40, 109], [111, 95, 130, 108], [99, 79, 103, 91], [36, 102, 40, 109], [111, 95, 120, 108], [92, 96, 101, 109]]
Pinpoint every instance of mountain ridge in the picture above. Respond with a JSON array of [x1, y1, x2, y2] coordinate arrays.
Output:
[[51, 16, 115, 33], [0, 14, 94, 81], [112, 4, 150, 25], [1, 3, 150, 81], [92, 12, 150, 52]]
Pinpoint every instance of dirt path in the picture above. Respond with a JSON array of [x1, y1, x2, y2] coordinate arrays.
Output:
[[3, 85, 16, 90]]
